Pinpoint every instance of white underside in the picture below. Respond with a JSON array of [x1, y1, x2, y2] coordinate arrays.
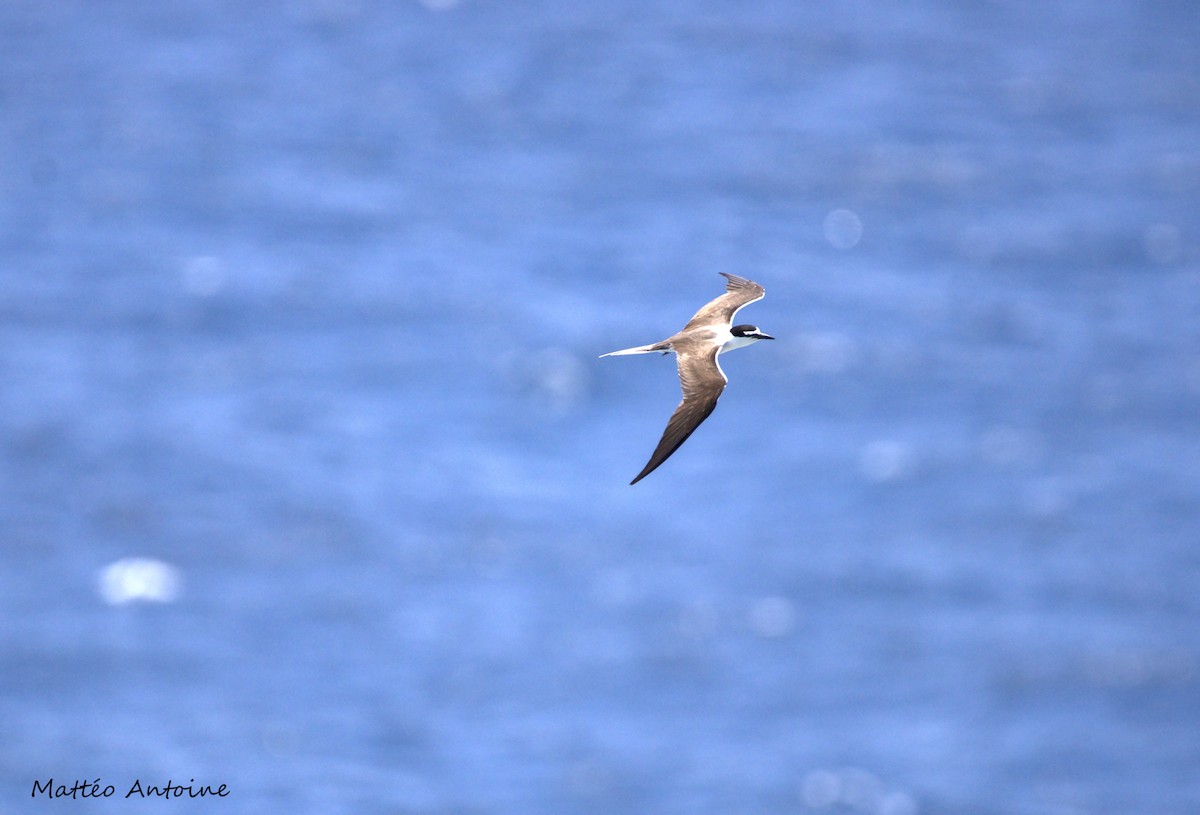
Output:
[[600, 328, 763, 358], [719, 333, 758, 352]]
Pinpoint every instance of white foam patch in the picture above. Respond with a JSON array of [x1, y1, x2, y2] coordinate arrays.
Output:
[[97, 558, 183, 605], [823, 208, 863, 250]]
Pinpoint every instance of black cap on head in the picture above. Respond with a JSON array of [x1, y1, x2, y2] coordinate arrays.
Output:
[[731, 324, 773, 339]]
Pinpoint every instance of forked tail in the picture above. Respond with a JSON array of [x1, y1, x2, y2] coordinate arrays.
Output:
[[599, 341, 671, 358]]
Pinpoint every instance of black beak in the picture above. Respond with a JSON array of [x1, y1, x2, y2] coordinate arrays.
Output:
[[759, 333, 775, 340]]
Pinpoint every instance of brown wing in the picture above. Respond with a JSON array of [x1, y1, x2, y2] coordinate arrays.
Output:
[[629, 344, 727, 485], [682, 273, 765, 331]]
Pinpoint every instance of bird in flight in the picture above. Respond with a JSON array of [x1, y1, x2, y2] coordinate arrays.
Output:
[[600, 273, 773, 484]]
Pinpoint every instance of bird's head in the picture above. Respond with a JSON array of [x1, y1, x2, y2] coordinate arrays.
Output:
[[731, 324, 775, 342]]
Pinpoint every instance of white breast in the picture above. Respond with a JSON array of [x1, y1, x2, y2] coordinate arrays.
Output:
[[720, 333, 758, 352]]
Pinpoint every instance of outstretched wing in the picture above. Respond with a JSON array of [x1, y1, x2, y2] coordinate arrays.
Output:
[[682, 273, 765, 331], [629, 344, 727, 485]]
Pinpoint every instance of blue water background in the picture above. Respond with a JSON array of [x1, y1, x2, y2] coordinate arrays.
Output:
[[2, 0, 1198, 812]]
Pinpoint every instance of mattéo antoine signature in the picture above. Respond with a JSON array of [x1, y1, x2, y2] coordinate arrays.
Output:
[[32, 778, 229, 799]]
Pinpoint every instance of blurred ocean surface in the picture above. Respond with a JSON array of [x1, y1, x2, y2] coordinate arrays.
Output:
[[2, 0, 1198, 812]]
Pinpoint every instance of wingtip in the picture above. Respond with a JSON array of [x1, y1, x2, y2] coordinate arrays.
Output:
[[629, 463, 655, 485]]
